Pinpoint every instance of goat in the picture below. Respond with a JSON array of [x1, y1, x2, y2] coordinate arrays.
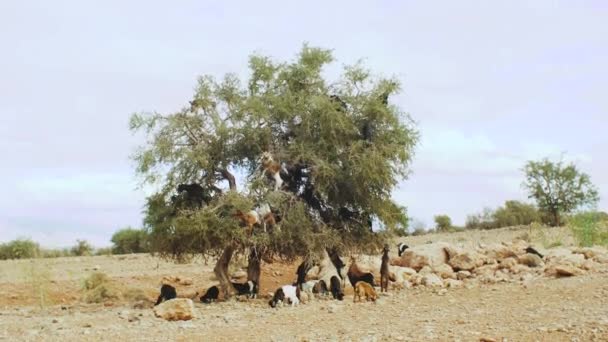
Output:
[[353, 281, 378, 303], [397, 242, 409, 257], [232, 280, 258, 299], [155, 284, 177, 306], [234, 210, 260, 235], [525, 246, 544, 259], [269, 285, 301, 308], [200, 285, 219, 304], [329, 275, 344, 301], [260, 152, 287, 191], [313, 279, 329, 296], [295, 259, 314, 289], [380, 245, 390, 292], [300, 280, 319, 294], [347, 256, 375, 288]]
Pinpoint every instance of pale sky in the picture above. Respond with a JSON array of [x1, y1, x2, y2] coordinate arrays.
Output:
[[1, 1, 606, 247]]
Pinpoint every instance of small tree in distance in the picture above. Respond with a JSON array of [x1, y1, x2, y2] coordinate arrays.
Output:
[[434, 215, 452, 232], [523, 157, 599, 227]]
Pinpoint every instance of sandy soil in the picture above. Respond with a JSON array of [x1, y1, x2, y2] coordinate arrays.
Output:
[[1, 226, 607, 341]]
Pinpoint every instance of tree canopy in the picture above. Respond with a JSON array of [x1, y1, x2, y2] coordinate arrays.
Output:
[[130, 45, 419, 294], [523, 158, 599, 226]]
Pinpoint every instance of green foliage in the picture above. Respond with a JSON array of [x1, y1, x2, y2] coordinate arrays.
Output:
[[95, 247, 113, 256], [71, 240, 93, 256], [466, 201, 541, 230], [131, 45, 419, 261], [40, 248, 72, 258], [569, 211, 608, 247], [82, 272, 121, 303], [0, 239, 40, 260], [111, 228, 149, 254], [434, 215, 452, 232], [523, 158, 599, 226], [492, 200, 541, 227]]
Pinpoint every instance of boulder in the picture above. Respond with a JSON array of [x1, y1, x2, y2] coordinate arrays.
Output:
[[498, 257, 518, 270], [433, 264, 456, 279], [419, 266, 433, 276], [456, 270, 472, 280], [572, 247, 608, 260], [445, 246, 486, 271], [518, 254, 544, 268], [553, 265, 582, 277], [153, 298, 197, 321], [421, 274, 443, 287], [545, 249, 585, 267], [483, 243, 518, 260], [444, 279, 463, 288], [392, 242, 450, 271]]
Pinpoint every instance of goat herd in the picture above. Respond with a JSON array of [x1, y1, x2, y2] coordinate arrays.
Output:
[[154, 242, 411, 309]]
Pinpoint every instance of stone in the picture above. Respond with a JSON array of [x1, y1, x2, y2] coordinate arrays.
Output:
[[392, 242, 451, 271], [545, 249, 585, 267], [483, 243, 518, 260], [419, 266, 433, 275], [421, 274, 443, 287], [518, 254, 544, 268], [433, 264, 456, 279], [553, 265, 582, 277], [456, 270, 472, 280], [153, 298, 197, 321], [445, 246, 486, 271], [499, 257, 518, 270], [444, 279, 463, 288]]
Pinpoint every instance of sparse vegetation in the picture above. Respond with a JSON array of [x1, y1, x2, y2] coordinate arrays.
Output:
[[71, 240, 94, 256], [569, 211, 608, 247], [466, 201, 542, 230], [111, 227, 149, 254], [0, 239, 40, 260], [82, 272, 121, 303]]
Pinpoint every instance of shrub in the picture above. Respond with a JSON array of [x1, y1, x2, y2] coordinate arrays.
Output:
[[493, 200, 540, 227], [569, 212, 608, 247], [434, 215, 452, 232], [465, 207, 496, 230], [95, 247, 113, 256], [111, 228, 149, 254], [82, 272, 121, 303], [71, 240, 93, 256], [0, 239, 40, 260], [411, 227, 427, 236]]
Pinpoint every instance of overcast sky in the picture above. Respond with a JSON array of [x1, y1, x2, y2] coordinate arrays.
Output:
[[1, 1, 606, 247]]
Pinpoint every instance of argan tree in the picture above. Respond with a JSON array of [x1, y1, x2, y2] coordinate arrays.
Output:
[[523, 158, 599, 227], [130, 45, 419, 297]]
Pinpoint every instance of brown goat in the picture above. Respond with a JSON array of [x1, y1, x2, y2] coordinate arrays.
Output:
[[353, 281, 377, 303], [347, 256, 375, 288], [380, 244, 390, 292], [234, 210, 259, 236]]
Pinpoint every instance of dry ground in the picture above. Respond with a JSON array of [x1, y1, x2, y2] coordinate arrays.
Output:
[[1, 226, 607, 341]]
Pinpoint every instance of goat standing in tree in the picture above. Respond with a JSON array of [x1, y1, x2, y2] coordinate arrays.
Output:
[[260, 152, 287, 191]]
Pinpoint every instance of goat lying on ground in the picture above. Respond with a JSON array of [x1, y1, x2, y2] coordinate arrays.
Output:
[[330, 276, 344, 301], [269, 285, 301, 308], [232, 280, 258, 299], [353, 281, 378, 303], [397, 242, 409, 257], [380, 245, 390, 293], [347, 256, 375, 288], [200, 285, 219, 303], [155, 284, 177, 306], [525, 246, 544, 259]]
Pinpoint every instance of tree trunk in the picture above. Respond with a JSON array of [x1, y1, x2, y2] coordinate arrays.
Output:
[[214, 244, 236, 298], [220, 169, 236, 191], [554, 211, 561, 227], [247, 246, 264, 289]]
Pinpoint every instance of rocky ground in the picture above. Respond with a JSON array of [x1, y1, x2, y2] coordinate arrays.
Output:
[[1, 226, 607, 341]]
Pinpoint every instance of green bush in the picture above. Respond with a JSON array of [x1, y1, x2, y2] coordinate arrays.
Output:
[[71, 240, 93, 256], [95, 247, 113, 256], [569, 211, 608, 247], [111, 228, 149, 254], [82, 272, 121, 303], [493, 200, 540, 227], [434, 215, 452, 232], [0, 239, 41, 260], [40, 248, 71, 258]]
